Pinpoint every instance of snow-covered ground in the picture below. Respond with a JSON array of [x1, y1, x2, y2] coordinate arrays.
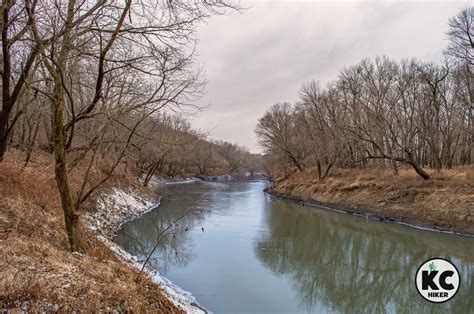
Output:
[[85, 186, 207, 313], [98, 235, 207, 313], [147, 174, 237, 186], [154, 176, 202, 185], [85, 187, 156, 238]]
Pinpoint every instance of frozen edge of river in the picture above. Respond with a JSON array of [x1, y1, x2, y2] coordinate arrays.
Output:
[[85, 186, 208, 314]]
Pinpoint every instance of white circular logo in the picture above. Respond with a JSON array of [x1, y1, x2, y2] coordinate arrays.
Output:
[[415, 258, 460, 303]]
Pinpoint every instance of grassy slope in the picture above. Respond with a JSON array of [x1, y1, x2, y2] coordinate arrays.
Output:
[[0, 150, 180, 312], [269, 166, 474, 234]]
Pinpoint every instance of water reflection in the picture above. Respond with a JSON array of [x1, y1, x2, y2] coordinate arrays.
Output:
[[116, 181, 474, 313], [254, 199, 474, 313], [115, 206, 201, 272], [116, 181, 257, 272]]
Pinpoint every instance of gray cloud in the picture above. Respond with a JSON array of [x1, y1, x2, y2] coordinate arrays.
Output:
[[190, 1, 469, 152]]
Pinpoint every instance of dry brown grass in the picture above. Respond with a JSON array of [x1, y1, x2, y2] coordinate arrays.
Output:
[[0, 149, 180, 312], [272, 165, 474, 233]]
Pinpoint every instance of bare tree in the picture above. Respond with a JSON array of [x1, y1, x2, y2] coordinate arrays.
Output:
[[22, 0, 239, 252], [0, 0, 39, 161], [445, 7, 474, 66], [298, 81, 347, 180], [256, 103, 305, 172], [445, 7, 474, 164]]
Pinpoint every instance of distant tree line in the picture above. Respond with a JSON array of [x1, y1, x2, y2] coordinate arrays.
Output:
[[256, 7, 473, 181], [133, 114, 262, 187]]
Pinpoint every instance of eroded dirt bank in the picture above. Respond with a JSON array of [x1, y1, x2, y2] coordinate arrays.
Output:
[[266, 167, 474, 236]]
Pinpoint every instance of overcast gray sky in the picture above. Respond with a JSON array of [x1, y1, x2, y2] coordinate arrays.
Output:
[[190, 0, 469, 153]]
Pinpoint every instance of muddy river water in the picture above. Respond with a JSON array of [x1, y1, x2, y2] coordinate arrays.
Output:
[[116, 180, 473, 313]]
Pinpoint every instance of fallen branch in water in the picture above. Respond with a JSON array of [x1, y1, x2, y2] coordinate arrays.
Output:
[[137, 207, 195, 279]]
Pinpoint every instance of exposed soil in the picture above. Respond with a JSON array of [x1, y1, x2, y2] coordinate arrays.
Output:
[[0, 150, 181, 312], [266, 166, 474, 236]]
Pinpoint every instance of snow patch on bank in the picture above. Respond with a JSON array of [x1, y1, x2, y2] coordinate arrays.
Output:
[[97, 235, 207, 314], [85, 187, 207, 313], [147, 176, 201, 186], [85, 187, 156, 237]]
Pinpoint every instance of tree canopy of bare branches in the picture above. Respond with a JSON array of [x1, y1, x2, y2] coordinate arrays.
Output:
[[257, 56, 472, 180], [257, 7, 473, 181], [1, 0, 242, 251]]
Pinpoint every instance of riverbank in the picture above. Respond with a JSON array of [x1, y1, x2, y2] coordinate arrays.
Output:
[[0, 150, 190, 311], [266, 167, 473, 236], [87, 185, 207, 313]]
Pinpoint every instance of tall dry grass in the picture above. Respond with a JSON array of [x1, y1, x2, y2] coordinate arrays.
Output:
[[272, 165, 474, 232], [0, 149, 179, 312]]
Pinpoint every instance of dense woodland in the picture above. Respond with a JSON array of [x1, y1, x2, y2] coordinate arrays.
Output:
[[0, 0, 256, 251], [256, 7, 473, 181]]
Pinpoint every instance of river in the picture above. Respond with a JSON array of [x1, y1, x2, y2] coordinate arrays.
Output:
[[115, 180, 473, 313]]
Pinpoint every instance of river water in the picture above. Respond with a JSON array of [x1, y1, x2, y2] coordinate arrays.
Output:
[[115, 180, 473, 313]]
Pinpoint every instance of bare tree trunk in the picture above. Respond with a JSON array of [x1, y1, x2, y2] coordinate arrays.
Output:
[[0, 113, 9, 161], [288, 153, 303, 171], [321, 161, 335, 181], [391, 160, 399, 175], [409, 161, 430, 180], [144, 163, 159, 187], [1, 1, 37, 161], [23, 113, 41, 168], [0, 1, 12, 162], [52, 79, 82, 252], [366, 153, 431, 180], [316, 160, 322, 179]]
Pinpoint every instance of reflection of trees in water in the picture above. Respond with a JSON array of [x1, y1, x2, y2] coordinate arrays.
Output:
[[254, 199, 474, 313], [116, 207, 206, 273], [115, 181, 252, 273]]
